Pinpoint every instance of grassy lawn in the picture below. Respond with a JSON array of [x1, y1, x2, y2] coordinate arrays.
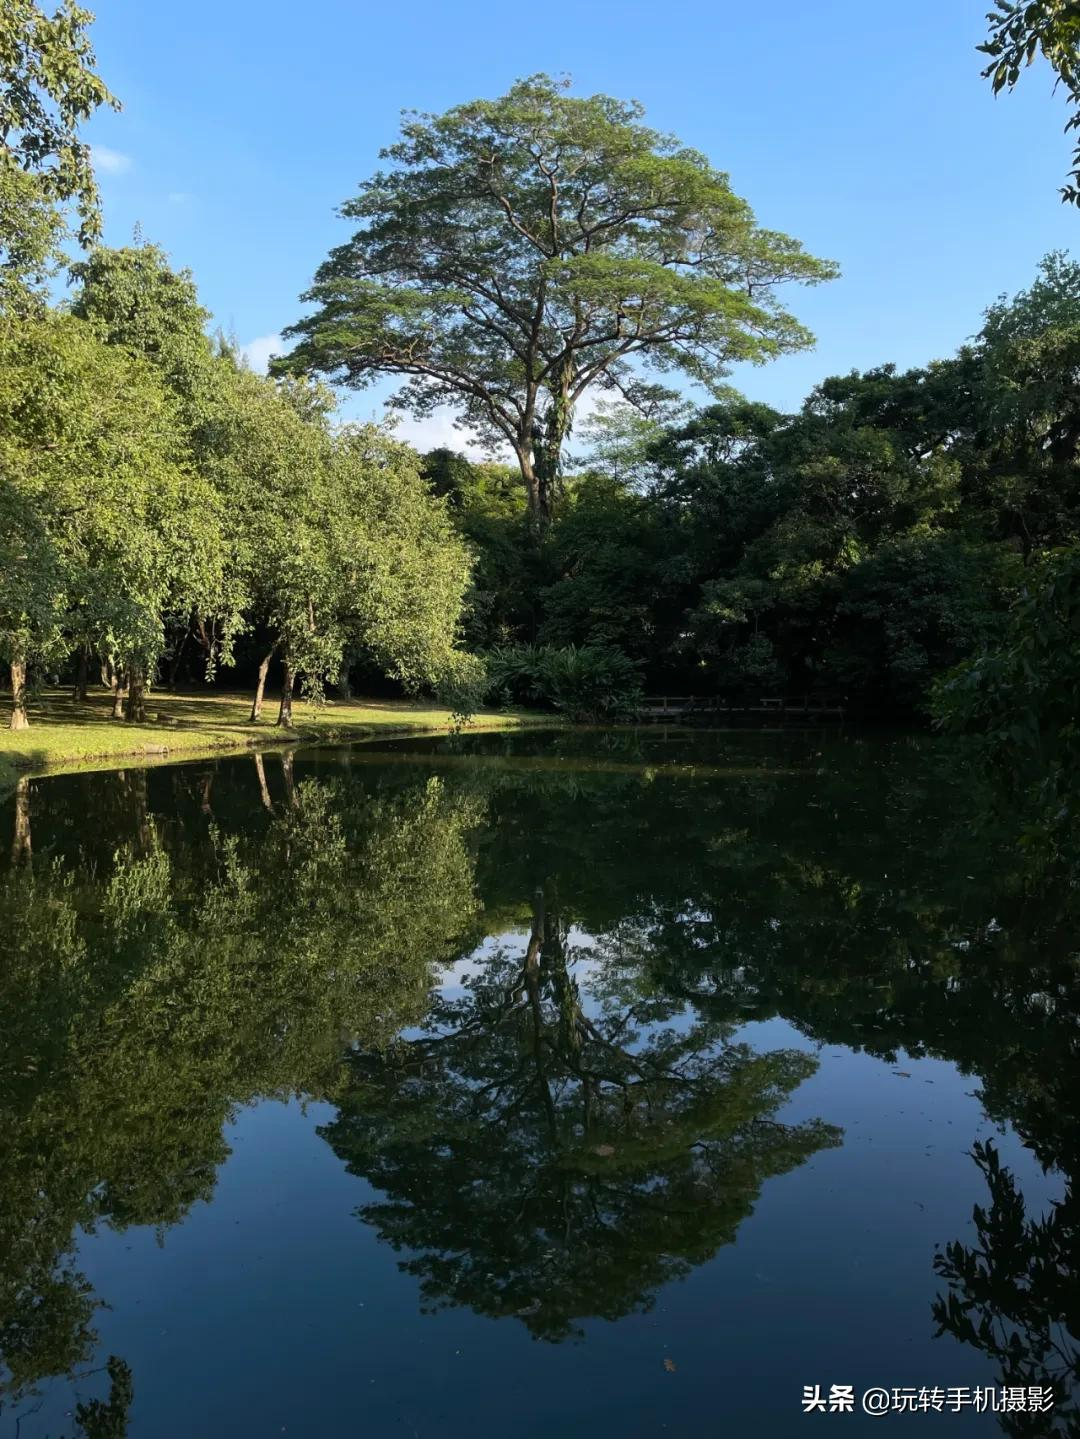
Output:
[[0, 688, 552, 787]]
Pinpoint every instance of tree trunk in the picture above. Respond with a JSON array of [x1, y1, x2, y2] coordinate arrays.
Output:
[[533, 438, 559, 527], [11, 777, 31, 864], [250, 644, 277, 722], [277, 661, 295, 728], [166, 624, 192, 690], [517, 376, 572, 530], [280, 749, 298, 807], [9, 655, 29, 730], [126, 664, 146, 723], [517, 448, 542, 527], [253, 752, 273, 810], [535, 385, 571, 526], [124, 770, 152, 854], [524, 891, 558, 1134], [110, 668, 127, 720], [72, 646, 89, 702]]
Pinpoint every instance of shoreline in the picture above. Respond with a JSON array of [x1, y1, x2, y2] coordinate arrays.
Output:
[[0, 689, 555, 789]]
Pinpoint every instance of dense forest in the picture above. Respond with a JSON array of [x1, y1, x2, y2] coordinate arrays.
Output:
[[1, 2, 1077, 853], [415, 250, 1080, 718]]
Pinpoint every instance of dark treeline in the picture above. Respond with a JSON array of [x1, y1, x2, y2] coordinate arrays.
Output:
[[414, 251, 1080, 726]]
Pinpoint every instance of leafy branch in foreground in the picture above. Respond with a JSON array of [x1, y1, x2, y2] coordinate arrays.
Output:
[[980, 1, 1080, 203], [0, 0, 119, 302]]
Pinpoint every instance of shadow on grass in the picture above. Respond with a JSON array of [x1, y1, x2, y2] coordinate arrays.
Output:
[[20, 689, 264, 733], [20, 689, 458, 733]]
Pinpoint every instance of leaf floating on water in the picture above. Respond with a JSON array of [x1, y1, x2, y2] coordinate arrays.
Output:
[[593, 1143, 615, 1157], [893, 1070, 912, 1078], [663, 1357, 677, 1373]]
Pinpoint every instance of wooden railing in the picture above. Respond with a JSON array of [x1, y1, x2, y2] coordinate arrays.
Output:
[[637, 693, 846, 720]]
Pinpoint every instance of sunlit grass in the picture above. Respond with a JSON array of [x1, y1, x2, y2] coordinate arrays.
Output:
[[0, 687, 552, 785]]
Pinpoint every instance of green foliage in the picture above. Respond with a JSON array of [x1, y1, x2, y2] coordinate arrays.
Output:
[[980, 1, 1080, 203], [74, 1356, 134, 1439], [575, 396, 690, 487], [276, 73, 836, 522], [486, 642, 643, 722], [934, 1143, 1080, 1434], [0, 309, 224, 699], [974, 252, 1080, 556], [0, 241, 482, 729], [0, 0, 118, 303], [330, 425, 475, 694], [537, 470, 679, 661], [323, 917, 838, 1342], [0, 766, 483, 1402], [933, 546, 1080, 859], [461, 253, 1080, 713], [70, 241, 212, 386], [824, 535, 1011, 712]]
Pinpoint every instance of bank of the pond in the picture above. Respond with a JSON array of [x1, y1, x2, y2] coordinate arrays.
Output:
[[0, 689, 554, 787]]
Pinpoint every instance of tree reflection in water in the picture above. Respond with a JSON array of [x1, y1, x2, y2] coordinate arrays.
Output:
[[1, 730, 1078, 1431], [321, 893, 839, 1341]]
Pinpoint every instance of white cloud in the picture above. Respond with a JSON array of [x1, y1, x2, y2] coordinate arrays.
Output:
[[240, 333, 283, 374], [91, 144, 132, 175], [387, 396, 607, 463], [386, 405, 521, 462], [388, 409, 486, 458], [166, 190, 191, 206]]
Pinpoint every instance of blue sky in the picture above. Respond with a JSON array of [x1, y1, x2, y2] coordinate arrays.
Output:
[[83, 0, 1077, 451]]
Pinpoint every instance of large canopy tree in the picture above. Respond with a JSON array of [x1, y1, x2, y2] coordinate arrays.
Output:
[[277, 74, 837, 525]]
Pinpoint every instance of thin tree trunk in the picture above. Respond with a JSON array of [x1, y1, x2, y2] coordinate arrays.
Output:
[[9, 655, 29, 730], [524, 891, 558, 1134], [166, 624, 192, 690], [280, 749, 297, 808], [125, 770, 152, 854], [277, 661, 295, 728], [517, 447, 542, 526], [126, 664, 146, 723], [11, 777, 31, 865], [72, 646, 89, 702], [250, 644, 277, 722], [253, 752, 273, 810], [110, 667, 127, 720]]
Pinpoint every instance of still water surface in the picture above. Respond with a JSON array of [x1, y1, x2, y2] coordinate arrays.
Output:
[[1, 728, 1076, 1437]]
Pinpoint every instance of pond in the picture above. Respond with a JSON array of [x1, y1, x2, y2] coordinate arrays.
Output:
[[0, 728, 1076, 1437]]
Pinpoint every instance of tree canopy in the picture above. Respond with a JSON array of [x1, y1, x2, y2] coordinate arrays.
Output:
[[0, 0, 117, 303], [276, 74, 837, 523], [1, 238, 479, 729]]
